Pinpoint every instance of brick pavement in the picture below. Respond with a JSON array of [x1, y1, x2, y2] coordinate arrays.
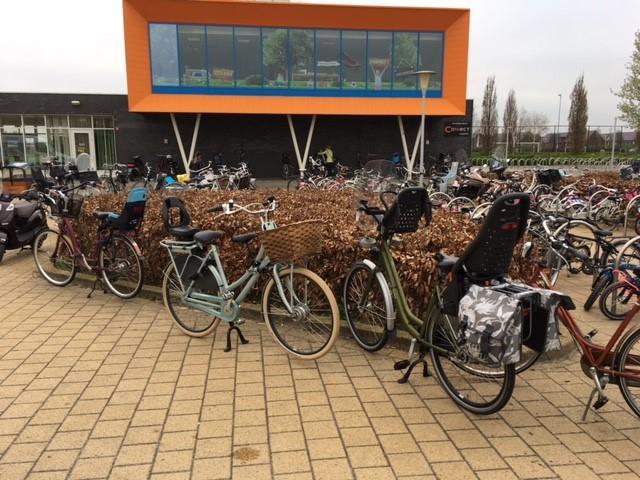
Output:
[[0, 250, 639, 479]]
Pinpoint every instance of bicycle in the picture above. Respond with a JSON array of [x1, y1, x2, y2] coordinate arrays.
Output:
[[33, 184, 147, 299], [343, 189, 530, 414], [160, 196, 340, 359]]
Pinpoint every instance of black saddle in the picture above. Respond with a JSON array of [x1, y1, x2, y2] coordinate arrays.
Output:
[[14, 202, 38, 219], [194, 230, 224, 245], [593, 228, 613, 237], [232, 233, 258, 245]]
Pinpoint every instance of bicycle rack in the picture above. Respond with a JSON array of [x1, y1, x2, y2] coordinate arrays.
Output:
[[586, 187, 614, 219]]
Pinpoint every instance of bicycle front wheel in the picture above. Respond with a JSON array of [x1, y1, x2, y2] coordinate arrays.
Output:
[[343, 262, 390, 352], [428, 308, 515, 415], [33, 229, 76, 286], [162, 262, 221, 337], [99, 235, 144, 299], [263, 267, 339, 360], [599, 281, 638, 321], [616, 327, 640, 418]]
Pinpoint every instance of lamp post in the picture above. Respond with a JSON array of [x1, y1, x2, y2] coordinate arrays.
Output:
[[610, 116, 621, 167], [555, 93, 562, 152], [410, 70, 435, 186]]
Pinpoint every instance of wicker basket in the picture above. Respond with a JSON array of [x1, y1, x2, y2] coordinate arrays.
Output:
[[257, 220, 324, 264]]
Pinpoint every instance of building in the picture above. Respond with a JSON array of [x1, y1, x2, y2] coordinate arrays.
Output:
[[0, 0, 472, 176]]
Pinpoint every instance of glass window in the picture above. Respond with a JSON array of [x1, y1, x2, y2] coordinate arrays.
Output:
[[289, 29, 314, 89], [95, 130, 116, 170], [150, 23, 179, 86], [46, 115, 68, 128], [393, 32, 418, 90], [342, 31, 366, 90], [22, 115, 45, 130], [207, 26, 234, 87], [262, 28, 288, 88], [1, 135, 25, 163], [235, 27, 261, 87], [24, 133, 48, 164], [316, 30, 340, 89], [367, 31, 392, 90], [47, 129, 71, 162], [178, 25, 207, 86], [69, 115, 92, 128], [0, 114, 22, 134], [418, 32, 444, 91], [93, 116, 113, 129]]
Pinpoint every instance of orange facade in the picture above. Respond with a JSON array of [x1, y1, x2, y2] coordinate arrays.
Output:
[[123, 0, 469, 116]]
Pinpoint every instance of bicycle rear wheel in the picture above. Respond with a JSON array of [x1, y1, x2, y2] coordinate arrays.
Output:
[[162, 262, 221, 337], [616, 327, 640, 418], [428, 308, 515, 415], [263, 267, 339, 360], [99, 235, 143, 299], [33, 229, 76, 286], [343, 262, 390, 352], [599, 281, 638, 321]]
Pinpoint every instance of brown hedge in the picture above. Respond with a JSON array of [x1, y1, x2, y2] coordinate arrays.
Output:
[[76, 190, 536, 310]]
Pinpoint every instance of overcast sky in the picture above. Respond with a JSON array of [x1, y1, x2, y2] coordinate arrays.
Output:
[[1, 0, 638, 125]]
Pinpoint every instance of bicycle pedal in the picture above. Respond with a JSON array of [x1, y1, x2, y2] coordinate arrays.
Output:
[[584, 329, 598, 340], [593, 396, 609, 410], [394, 360, 410, 370]]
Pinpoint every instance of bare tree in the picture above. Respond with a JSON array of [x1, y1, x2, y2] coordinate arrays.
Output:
[[503, 89, 518, 149], [567, 74, 589, 153], [480, 75, 498, 153], [519, 108, 548, 143]]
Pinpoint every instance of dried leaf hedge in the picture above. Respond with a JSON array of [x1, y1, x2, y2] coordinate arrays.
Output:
[[76, 190, 536, 309], [560, 171, 640, 194]]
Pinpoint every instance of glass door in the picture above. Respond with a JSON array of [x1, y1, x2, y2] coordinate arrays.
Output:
[[69, 129, 96, 170]]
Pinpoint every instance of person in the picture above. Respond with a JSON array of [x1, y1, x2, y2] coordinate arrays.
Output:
[[319, 144, 337, 176], [191, 151, 205, 171]]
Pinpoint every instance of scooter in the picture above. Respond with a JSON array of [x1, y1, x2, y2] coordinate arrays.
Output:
[[0, 191, 48, 263]]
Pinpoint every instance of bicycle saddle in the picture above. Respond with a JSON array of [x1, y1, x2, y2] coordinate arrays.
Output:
[[194, 230, 224, 246], [13, 201, 38, 219], [232, 233, 258, 245], [593, 229, 613, 237]]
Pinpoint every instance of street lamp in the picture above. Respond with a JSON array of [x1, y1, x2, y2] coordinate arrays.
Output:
[[610, 116, 622, 167], [410, 70, 435, 186], [555, 93, 562, 152]]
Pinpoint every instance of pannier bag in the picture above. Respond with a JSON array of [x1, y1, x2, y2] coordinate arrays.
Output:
[[520, 286, 574, 353], [458, 285, 522, 366]]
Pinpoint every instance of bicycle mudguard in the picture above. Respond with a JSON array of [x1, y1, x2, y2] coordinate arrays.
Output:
[[362, 259, 396, 331]]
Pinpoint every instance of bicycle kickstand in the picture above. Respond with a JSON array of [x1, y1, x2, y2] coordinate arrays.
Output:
[[393, 339, 429, 384], [224, 323, 249, 352], [581, 367, 609, 421], [87, 277, 107, 299]]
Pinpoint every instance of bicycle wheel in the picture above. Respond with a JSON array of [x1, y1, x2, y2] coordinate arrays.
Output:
[[343, 262, 391, 352], [99, 235, 144, 299], [616, 327, 640, 418], [584, 274, 610, 311], [427, 308, 515, 415], [162, 262, 221, 337], [33, 229, 76, 286], [287, 178, 300, 192], [262, 266, 339, 360], [599, 281, 638, 321]]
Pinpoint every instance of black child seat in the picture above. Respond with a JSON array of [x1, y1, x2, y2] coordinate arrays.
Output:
[[439, 192, 531, 314], [162, 197, 224, 245], [381, 187, 432, 238]]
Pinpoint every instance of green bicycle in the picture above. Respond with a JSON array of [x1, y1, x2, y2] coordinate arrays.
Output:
[[343, 189, 529, 414]]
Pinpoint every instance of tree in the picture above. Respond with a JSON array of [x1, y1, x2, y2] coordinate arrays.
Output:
[[480, 76, 498, 153], [616, 30, 640, 133], [567, 74, 589, 153], [587, 129, 605, 152], [263, 29, 313, 82], [503, 89, 518, 149], [519, 108, 548, 143]]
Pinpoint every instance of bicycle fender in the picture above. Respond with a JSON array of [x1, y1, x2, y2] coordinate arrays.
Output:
[[361, 259, 396, 331]]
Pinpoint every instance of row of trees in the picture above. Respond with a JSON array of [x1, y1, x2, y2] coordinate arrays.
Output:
[[479, 29, 640, 154]]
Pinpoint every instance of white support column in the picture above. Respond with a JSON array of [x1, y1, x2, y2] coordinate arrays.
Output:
[[170, 113, 189, 173], [287, 114, 304, 172], [397, 116, 411, 176], [187, 114, 202, 167], [287, 114, 317, 174], [301, 115, 317, 172]]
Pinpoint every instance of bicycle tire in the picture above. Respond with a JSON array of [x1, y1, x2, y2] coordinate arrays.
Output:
[[343, 262, 391, 352], [616, 327, 640, 418], [599, 281, 637, 321], [287, 178, 301, 192], [33, 229, 76, 286], [427, 307, 515, 415], [99, 235, 144, 299], [262, 266, 339, 360], [162, 262, 221, 337], [584, 274, 610, 311]]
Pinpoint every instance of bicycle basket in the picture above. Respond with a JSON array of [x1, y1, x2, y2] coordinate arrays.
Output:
[[257, 220, 324, 264], [63, 196, 84, 219]]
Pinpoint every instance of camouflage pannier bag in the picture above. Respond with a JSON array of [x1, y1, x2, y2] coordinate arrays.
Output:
[[458, 285, 522, 366]]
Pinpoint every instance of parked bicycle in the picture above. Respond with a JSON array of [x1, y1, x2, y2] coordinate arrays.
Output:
[[33, 184, 147, 298], [160, 196, 339, 358]]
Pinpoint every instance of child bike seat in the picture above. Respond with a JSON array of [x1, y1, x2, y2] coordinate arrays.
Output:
[[162, 197, 200, 240]]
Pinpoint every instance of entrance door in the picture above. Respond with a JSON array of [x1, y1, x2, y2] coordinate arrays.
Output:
[[69, 129, 96, 169]]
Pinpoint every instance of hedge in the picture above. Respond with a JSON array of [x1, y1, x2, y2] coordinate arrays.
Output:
[[76, 190, 536, 313]]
